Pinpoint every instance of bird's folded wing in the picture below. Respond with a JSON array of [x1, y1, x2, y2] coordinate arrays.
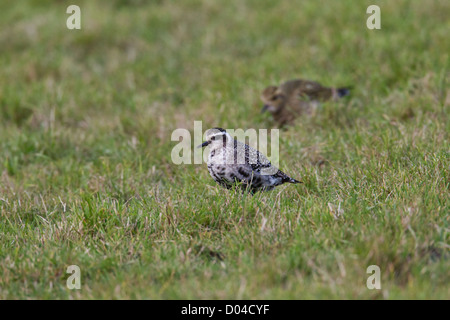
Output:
[[242, 143, 274, 172], [299, 82, 333, 101]]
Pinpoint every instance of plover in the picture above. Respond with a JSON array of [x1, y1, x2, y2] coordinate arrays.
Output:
[[198, 128, 301, 193], [261, 79, 351, 126]]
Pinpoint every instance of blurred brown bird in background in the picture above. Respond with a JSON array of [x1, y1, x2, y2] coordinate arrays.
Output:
[[260, 79, 351, 126]]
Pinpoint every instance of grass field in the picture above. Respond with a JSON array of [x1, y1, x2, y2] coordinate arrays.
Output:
[[0, 0, 449, 299]]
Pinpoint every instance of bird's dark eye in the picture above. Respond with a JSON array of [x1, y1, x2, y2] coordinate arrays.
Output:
[[211, 136, 216, 141]]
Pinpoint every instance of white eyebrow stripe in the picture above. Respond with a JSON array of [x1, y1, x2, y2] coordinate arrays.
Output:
[[209, 132, 227, 139]]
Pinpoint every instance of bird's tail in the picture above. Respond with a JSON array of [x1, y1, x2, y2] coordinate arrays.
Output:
[[336, 86, 352, 98], [277, 170, 303, 184], [284, 177, 302, 184]]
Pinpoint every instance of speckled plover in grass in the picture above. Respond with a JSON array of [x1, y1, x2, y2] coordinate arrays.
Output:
[[198, 128, 301, 193]]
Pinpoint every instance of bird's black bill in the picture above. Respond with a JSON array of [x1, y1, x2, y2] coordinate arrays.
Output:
[[261, 104, 270, 113], [197, 141, 210, 148]]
